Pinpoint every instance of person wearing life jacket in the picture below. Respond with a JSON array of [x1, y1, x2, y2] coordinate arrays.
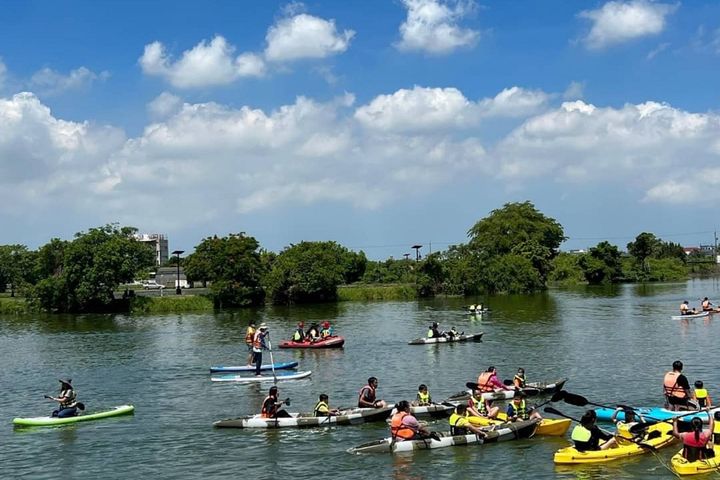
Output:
[[48, 379, 79, 418], [449, 404, 487, 436], [320, 321, 333, 338], [413, 384, 432, 406], [694, 380, 713, 409], [252, 323, 270, 376], [390, 401, 430, 441], [513, 368, 527, 388], [610, 407, 646, 440], [702, 297, 714, 311], [260, 386, 290, 418], [467, 389, 500, 419], [673, 413, 715, 462], [292, 322, 305, 343], [427, 322, 444, 339], [506, 392, 543, 422], [664, 360, 693, 411], [477, 366, 512, 393], [713, 411, 720, 444], [571, 410, 617, 452], [244, 322, 256, 366], [358, 377, 387, 408], [314, 393, 339, 417]]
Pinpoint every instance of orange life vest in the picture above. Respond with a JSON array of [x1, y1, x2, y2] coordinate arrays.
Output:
[[260, 395, 277, 418], [390, 412, 416, 440], [245, 327, 256, 345], [477, 371, 495, 392], [664, 371, 687, 398], [253, 331, 264, 350]]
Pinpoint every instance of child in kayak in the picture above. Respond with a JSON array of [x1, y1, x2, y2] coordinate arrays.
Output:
[[571, 410, 617, 452], [412, 384, 432, 406], [313, 394, 340, 417], [693, 381, 713, 408], [505, 392, 543, 422]]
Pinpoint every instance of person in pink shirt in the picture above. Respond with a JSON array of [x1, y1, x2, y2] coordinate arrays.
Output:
[[477, 366, 513, 393]]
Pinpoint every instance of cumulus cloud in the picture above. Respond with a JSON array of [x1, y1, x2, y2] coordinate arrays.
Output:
[[29, 66, 109, 95], [579, 0, 678, 49], [139, 36, 265, 88], [147, 92, 183, 119], [264, 13, 355, 62], [396, 0, 479, 54]]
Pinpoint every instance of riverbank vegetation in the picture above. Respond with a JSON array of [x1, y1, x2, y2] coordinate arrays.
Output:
[[0, 201, 713, 313]]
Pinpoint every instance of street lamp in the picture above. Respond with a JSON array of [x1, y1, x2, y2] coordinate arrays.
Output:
[[411, 245, 422, 262], [171, 250, 184, 295]]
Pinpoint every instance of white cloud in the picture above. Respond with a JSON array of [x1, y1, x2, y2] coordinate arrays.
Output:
[[477, 87, 549, 118], [29, 66, 109, 95], [139, 36, 265, 88], [147, 92, 183, 119], [579, 1, 678, 49], [563, 81, 585, 100], [396, 0, 479, 54], [264, 13, 355, 62]]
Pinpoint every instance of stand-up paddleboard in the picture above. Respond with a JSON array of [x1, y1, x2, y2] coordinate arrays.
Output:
[[13, 405, 135, 427], [210, 361, 299, 373], [211, 371, 312, 383]]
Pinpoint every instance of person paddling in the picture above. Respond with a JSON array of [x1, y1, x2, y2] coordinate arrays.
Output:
[[477, 366, 513, 393], [390, 400, 431, 441], [252, 323, 270, 376], [449, 404, 487, 436], [611, 407, 646, 439], [672, 412, 715, 461], [358, 377, 387, 408], [47, 379, 79, 418], [261, 386, 291, 418], [314, 394, 340, 417], [664, 360, 693, 411], [571, 410, 617, 452]]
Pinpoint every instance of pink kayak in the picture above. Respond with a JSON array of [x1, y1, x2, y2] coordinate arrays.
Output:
[[278, 336, 345, 349]]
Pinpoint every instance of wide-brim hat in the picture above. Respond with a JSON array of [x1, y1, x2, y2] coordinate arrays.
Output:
[[259, 322, 268, 330], [59, 378, 72, 387]]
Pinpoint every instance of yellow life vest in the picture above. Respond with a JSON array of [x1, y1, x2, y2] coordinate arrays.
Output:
[[449, 412, 469, 435], [314, 400, 329, 416], [417, 391, 430, 404], [714, 421, 720, 435], [571, 425, 592, 443], [696, 388, 709, 407]]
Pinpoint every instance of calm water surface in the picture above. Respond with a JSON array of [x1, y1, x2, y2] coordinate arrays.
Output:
[[3, 278, 720, 479]]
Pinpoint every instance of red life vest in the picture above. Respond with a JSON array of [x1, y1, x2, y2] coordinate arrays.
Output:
[[663, 371, 687, 398], [358, 385, 376, 406], [477, 372, 495, 392], [390, 412, 416, 440], [261, 395, 277, 418]]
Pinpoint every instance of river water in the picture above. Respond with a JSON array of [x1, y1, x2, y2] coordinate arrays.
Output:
[[3, 278, 720, 479]]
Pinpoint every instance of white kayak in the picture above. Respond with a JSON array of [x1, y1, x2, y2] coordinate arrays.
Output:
[[214, 407, 393, 428], [671, 312, 710, 320], [210, 371, 312, 383], [408, 333, 484, 345]]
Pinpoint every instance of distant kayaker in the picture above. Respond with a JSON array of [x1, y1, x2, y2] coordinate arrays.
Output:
[[449, 404, 487, 436], [244, 322, 256, 366], [664, 360, 693, 411], [47, 379, 79, 418], [477, 366, 513, 393], [505, 392, 542, 421], [358, 377, 387, 408], [694, 380, 713, 408], [292, 322, 305, 342], [390, 400, 431, 441], [672, 412, 715, 462], [314, 394, 340, 417], [447, 326, 461, 339], [427, 322, 445, 339], [252, 323, 270, 376], [611, 407, 646, 439], [412, 384, 432, 406], [702, 297, 714, 311], [680, 301, 698, 315], [467, 389, 500, 419], [320, 321, 333, 338], [571, 410, 617, 452], [261, 386, 290, 418], [513, 368, 527, 388]]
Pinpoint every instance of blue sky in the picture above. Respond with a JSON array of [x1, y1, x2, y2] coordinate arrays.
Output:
[[1, 0, 720, 259]]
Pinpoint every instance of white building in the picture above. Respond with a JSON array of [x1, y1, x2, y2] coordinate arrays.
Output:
[[135, 233, 169, 266]]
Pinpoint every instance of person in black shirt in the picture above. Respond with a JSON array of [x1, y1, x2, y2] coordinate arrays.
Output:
[[571, 410, 617, 452]]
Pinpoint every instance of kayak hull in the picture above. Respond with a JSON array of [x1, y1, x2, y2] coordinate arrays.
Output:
[[553, 423, 675, 464], [468, 414, 571, 436], [211, 371, 312, 383], [278, 336, 345, 349], [214, 407, 393, 428], [348, 418, 538, 454], [408, 332, 484, 345], [671, 312, 710, 320], [210, 361, 299, 373], [671, 445, 720, 475], [13, 405, 135, 427], [595, 407, 714, 423], [448, 378, 567, 402]]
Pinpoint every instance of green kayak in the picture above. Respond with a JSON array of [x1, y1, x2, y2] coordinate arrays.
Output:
[[13, 405, 135, 427]]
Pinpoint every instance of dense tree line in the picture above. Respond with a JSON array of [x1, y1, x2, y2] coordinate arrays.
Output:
[[0, 202, 705, 312]]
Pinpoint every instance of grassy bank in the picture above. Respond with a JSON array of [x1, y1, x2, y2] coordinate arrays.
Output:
[[0, 297, 30, 314], [338, 283, 417, 301], [130, 295, 214, 314]]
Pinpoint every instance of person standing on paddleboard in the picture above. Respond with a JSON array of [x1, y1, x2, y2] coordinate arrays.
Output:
[[244, 322, 256, 366], [252, 324, 270, 376]]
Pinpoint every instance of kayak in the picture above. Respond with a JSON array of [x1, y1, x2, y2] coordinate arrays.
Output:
[[347, 418, 538, 454], [468, 413, 571, 436], [595, 407, 713, 423], [406, 404, 455, 418], [210, 361, 299, 373], [671, 312, 710, 320], [448, 378, 567, 402], [214, 406, 393, 428], [408, 333, 484, 345], [210, 370, 312, 383], [13, 405, 135, 427], [553, 422, 675, 464], [278, 336, 345, 349], [671, 445, 720, 475]]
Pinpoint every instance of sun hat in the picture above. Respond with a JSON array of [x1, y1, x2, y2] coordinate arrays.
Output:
[[259, 323, 268, 330]]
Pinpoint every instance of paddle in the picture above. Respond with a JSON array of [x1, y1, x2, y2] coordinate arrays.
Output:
[[44, 395, 85, 412], [266, 332, 278, 385], [628, 408, 711, 435]]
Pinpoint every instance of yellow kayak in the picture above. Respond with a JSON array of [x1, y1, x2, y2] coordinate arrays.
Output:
[[553, 423, 675, 464], [671, 445, 720, 475], [467, 413, 571, 436]]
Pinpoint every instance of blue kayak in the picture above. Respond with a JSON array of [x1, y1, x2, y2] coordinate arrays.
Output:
[[210, 361, 299, 373], [595, 406, 715, 423]]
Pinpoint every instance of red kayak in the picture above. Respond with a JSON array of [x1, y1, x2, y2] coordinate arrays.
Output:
[[278, 336, 345, 349]]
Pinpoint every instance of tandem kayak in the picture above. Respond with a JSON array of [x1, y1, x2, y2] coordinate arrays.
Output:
[[408, 332, 484, 345], [13, 405, 135, 427], [210, 370, 312, 383], [595, 407, 713, 423], [468, 413, 571, 436], [347, 418, 538, 454], [278, 336, 345, 349], [671, 312, 710, 320], [214, 407, 393, 428], [553, 422, 675, 464], [210, 361, 299, 373], [449, 378, 568, 402], [399, 404, 455, 418], [671, 445, 720, 475]]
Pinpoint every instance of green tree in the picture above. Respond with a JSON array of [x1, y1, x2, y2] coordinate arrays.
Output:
[[480, 254, 543, 293], [183, 233, 265, 308], [548, 252, 585, 285], [31, 225, 155, 312], [415, 253, 445, 297], [265, 241, 355, 304], [438, 244, 483, 295], [578, 241, 623, 284], [0, 244, 36, 296]]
